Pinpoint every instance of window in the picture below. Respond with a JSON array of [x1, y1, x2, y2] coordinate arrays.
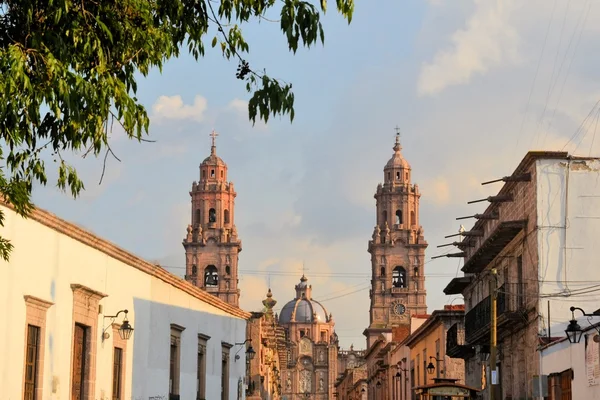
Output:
[[405, 172, 408, 180], [300, 330, 305, 338], [195, 209, 201, 225], [23, 296, 52, 400], [170, 325, 185, 400], [321, 330, 327, 342], [112, 348, 123, 400], [225, 266, 231, 275], [24, 325, 40, 400], [210, 169, 215, 178], [220, 170, 224, 178], [192, 265, 198, 275], [380, 267, 385, 276], [435, 339, 441, 378], [204, 265, 218, 287], [382, 210, 387, 224], [209, 208, 216, 223], [197, 335, 209, 400], [396, 209, 403, 225], [416, 354, 420, 385], [423, 349, 427, 385], [396, 172, 400, 180], [221, 345, 231, 400], [410, 211, 415, 226], [517, 255, 524, 307], [224, 209, 230, 224], [392, 266, 407, 288]]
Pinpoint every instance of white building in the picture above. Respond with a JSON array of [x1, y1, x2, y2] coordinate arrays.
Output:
[[0, 202, 251, 400], [541, 324, 600, 399]]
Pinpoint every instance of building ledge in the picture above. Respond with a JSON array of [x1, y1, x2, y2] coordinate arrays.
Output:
[[443, 276, 473, 295], [462, 220, 527, 274]]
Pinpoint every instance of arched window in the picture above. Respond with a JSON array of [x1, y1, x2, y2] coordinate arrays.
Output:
[[195, 209, 201, 225], [191, 265, 197, 275], [225, 265, 231, 275], [396, 209, 403, 225], [411, 211, 415, 226], [392, 266, 407, 288], [382, 210, 387, 224], [220, 170, 224, 178], [224, 209, 230, 224], [210, 169, 215, 178], [204, 265, 218, 287], [380, 266, 385, 276], [209, 208, 216, 223]]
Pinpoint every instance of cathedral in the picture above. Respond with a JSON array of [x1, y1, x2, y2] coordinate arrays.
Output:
[[182, 132, 348, 399]]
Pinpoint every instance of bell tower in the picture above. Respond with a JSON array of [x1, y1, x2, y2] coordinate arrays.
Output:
[[182, 130, 242, 307], [364, 132, 428, 349]]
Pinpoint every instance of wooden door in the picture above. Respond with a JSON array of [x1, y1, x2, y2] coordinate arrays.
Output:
[[72, 324, 87, 400]]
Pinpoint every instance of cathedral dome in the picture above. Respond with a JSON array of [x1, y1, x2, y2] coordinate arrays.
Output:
[[384, 133, 410, 170], [278, 275, 331, 324], [201, 153, 226, 167]]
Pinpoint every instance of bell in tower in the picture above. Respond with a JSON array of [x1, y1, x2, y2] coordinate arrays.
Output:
[[363, 129, 429, 349], [182, 130, 243, 307]]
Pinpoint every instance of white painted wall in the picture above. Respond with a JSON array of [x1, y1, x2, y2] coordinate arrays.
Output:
[[541, 331, 600, 399], [536, 158, 600, 336], [0, 205, 248, 400]]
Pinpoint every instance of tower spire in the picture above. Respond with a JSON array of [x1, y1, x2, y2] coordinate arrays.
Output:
[[393, 126, 402, 152], [210, 129, 219, 155]]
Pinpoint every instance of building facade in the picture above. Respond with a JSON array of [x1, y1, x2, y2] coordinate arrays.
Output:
[[183, 131, 242, 307], [403, 306, 467, 397], [0, 201, 250, 400], [540, 324, 600, 399], [443, 152, 600, 399], [364, 132, 428, 349]]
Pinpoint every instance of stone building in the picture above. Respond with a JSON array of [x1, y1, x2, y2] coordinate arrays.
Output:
[[364, 132, 428, 348], [443, 151, 600, 399], [183, 130, 242, 307], [247, 275, 340, 400]]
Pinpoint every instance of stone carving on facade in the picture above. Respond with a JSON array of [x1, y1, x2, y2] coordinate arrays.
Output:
[[384, 221, 390, 242], [318, 349, 325, 363], [286, 374, 292, 391], [299, 337, 312, 355], [299, 370, 312, 393], [372, 225, 381, 243], [318, 374, 324, 392]]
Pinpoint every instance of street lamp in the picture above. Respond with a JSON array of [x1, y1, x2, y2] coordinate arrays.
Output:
[[566, 306, 600, 344], [234, 339, 256, 362], [102, 309, 134, 342]]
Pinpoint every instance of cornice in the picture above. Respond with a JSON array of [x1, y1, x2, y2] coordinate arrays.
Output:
[[2, 201, 251, 320]]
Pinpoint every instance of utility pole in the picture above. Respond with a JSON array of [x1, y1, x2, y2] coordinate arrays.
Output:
[[489, 268, 498, 400]]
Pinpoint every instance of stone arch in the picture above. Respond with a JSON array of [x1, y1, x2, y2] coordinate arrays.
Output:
[[204, 265, 218, 287], [392, 266, 407, 288]]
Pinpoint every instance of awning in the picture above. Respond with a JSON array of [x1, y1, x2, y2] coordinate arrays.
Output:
[[443, 276, 473, 295]]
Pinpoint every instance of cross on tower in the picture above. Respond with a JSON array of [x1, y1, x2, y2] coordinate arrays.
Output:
[[210, 129, 219, 147], [394, 125, 401, 137], [300, 262, 309, 277]]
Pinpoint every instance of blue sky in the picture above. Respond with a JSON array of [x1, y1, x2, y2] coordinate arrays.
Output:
[[31, 0, 600, 348]]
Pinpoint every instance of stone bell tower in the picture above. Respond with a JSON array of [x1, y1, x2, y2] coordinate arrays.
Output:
[[364, 132, 428, 349], [183, 130, 242, 307]]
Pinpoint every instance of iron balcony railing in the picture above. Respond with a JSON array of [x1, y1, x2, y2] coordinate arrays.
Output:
[[465, 283, 528, 344]]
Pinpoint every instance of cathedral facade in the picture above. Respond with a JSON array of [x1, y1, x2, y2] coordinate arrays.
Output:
[[364, 133, 429, 348], [247, 276, 340, 400]]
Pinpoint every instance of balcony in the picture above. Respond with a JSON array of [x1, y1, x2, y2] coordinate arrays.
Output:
[[465, 283, 529, 344], [446, 323, 474, 359]]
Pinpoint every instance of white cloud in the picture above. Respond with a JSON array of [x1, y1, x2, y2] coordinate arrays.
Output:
[[151, 95, 208, 122], [418, 0, 521, 96]]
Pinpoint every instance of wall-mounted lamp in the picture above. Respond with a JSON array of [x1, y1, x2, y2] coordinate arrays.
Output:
[[234, 339, 256, 362], [427, 356, 445, 375], [565, 306, 600, 344], [102, 309, 134, 342]]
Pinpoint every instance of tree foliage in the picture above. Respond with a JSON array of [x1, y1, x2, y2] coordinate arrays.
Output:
[[0, 0, 354, 260]]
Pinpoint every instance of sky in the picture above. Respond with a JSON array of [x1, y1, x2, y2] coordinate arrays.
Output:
[[31, 0, 600, 349]]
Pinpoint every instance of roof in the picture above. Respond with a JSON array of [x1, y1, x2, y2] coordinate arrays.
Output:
[[2, 200, 251, 320], [404, 308, 465, 348]]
